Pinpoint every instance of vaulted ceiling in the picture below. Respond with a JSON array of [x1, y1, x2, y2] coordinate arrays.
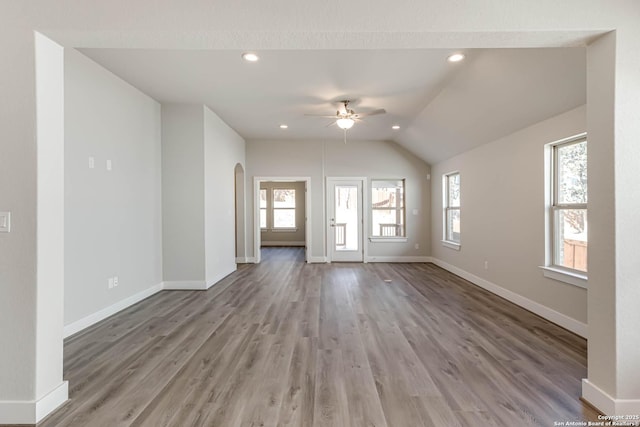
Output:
[[80, 46, 585, 164]]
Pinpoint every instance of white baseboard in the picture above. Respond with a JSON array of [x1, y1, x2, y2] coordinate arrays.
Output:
[[308, 256, 328, 263], [162, 280, 207, 290], [582, 379, 640, 415], [261, 241, 306, 247], [63, 283, 163, 338], [236, 257, 252, 263], [0, 380, 68, 424], [429, 257, 588, 338], [367, 256, 431, 263]]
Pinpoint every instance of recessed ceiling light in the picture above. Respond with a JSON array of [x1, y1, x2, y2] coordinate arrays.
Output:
[[392, 125, 400, 130], [242, 52, 259, 62], [447, 53, 465, 63], [279, 124, 288, 129]]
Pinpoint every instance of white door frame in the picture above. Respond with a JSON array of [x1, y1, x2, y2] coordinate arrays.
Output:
[[326, 177, 368, 262], [253, 176, 311, 264]]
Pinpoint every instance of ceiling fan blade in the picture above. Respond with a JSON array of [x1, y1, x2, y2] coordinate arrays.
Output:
[[304, 114, 339, 118], [354, 108, 386, 118]]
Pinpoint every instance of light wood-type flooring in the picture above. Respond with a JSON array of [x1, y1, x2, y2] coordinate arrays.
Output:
[[32, 247, 599, 426]]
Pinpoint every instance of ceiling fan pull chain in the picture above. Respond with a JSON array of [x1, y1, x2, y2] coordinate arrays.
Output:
[[344, 129, 347, 144]]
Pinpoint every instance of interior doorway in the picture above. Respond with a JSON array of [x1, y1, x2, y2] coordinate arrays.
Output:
[[253, 177, 311, 263]]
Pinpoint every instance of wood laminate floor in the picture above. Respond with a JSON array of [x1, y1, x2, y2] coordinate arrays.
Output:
[[32, 247, 599, 426]]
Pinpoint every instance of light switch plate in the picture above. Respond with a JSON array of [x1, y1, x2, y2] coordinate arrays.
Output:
[[0, 212, 10, 233]]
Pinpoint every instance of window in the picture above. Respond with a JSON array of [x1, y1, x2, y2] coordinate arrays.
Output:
[[259, 189, 267, 229], [549, 136, 587, 274], [443, 172, 460, 246], [272, 188, 296, 229], [371, 180, 405, 237]]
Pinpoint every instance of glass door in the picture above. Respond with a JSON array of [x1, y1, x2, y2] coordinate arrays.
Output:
[[328, 179, 363, 262]]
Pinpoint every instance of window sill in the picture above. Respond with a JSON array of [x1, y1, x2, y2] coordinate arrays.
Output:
[[271, 228, 298, 233], [369, 237, 408, 243], [441, 240, 461, 251], [540, 266, 587, 289]]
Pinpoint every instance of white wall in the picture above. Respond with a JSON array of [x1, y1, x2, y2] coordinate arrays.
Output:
[[430, 106, 587, 325], [64, 49, 163, 326], [162, 104, 245, 288], [246, 139, 431, 261], [204, 106, 245, 286], [161, 104, 205, 282]]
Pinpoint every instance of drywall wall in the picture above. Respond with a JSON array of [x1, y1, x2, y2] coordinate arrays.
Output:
[[430, 105, 587, 324], [161, 104, 205, 282], [64, 49, 162, 327], [260, 181, 306, 246], [246, 139, 430, 261], [204, 106, 245, 286]]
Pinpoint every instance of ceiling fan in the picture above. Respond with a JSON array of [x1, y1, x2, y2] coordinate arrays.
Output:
[[305, 100, 386, 142]]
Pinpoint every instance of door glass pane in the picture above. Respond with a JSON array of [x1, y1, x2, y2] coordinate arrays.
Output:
[[335, 185, 358, 251], [554, 208, 587, 272]]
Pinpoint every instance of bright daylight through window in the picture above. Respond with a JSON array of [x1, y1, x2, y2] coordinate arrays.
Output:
[[443, 172, 461, 245], [259, 189, 267, 229], [272, 189, 296, 229], [371, 180, 405, 237], [550, 136, 587, 273]]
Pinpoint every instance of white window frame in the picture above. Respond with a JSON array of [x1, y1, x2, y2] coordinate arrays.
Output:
[[369, 179, 407, 242], [271, 188, 296, 230], [541, 133, 587, 288], [442, 171, 461, 250]]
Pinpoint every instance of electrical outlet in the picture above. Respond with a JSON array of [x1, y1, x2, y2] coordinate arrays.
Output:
[[415, 243, 420, 250], [108, 277, 114, 289], [484, 261, 489, 270], [113, 276, 119, 287]]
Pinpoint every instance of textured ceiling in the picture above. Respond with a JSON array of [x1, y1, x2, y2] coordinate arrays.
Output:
[[80, 46, 585, 164]]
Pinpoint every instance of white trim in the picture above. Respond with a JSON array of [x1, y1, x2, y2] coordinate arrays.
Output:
[[369, 237, 408, 243], [430, 257, 587, 338], [261, 241, 306, 246], [63, 283, 163, 338], [582, 379, 640, 415], [441, 240, 461, 251], [540, 266, 588, 288], [270, 227, 298, 232], [0, 381, 68, 424], [236, 256, 251, 263], [308, 256, 328, 263], [367, 256, 430, 263], [162, 280, 208, 290]]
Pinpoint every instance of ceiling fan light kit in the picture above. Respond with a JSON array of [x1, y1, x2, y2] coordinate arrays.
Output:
[[305, 100, 386, 143], [336, 117, 355, 129]]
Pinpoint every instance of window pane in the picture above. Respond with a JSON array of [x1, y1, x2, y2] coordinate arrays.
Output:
[[372, 209, 404, 237], [446, 209, 461, 243], [260, 208, 267, 228], [260, 189, 267, 208], [557, 141, 587, 204], [448, 174, 460, 207], [274, 209, 295, 228], [273, 189, 295, 208], [554, 208, 587, 272], [371, 180, 404, 208]]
